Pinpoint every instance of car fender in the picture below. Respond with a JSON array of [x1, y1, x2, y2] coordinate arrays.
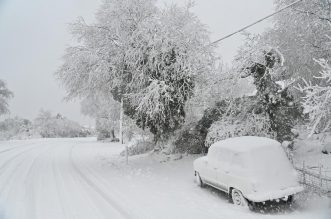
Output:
[[193, 156, 207, 174], [227, 176, 255, 198]]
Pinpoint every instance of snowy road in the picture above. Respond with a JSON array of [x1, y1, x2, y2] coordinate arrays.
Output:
[[0, 138, 330, 219]]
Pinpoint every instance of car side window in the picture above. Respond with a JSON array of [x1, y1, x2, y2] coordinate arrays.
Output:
[[218, 149, 232, 164], [230, 152, 245, 169]]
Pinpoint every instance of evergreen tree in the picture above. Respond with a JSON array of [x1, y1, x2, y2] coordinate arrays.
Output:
[[244, 49, 302, 143]]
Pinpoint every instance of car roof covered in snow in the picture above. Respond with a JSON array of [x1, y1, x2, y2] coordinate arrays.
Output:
[[209, 136, 280, 153]]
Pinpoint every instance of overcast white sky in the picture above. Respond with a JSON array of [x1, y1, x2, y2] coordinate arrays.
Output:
[[0, 0, 274, 125]]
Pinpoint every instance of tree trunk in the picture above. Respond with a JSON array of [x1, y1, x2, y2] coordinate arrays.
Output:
[[111, 129, 115, 139]]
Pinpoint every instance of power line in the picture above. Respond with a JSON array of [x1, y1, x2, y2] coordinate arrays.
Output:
[[209, 0, 304, 46]]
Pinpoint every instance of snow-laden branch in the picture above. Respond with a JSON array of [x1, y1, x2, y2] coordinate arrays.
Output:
[[297, 59, 331, 136]]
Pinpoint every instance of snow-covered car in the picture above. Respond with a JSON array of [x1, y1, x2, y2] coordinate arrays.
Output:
[[194, 136, 303, 209]]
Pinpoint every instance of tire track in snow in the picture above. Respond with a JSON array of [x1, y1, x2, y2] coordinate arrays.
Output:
[[70, 144, 150, 219], [0, 142, 38, 155], [79, 154, 150, 219], [0, 143, 42, 175], [24, 145, 53, 219], [51, 149, 70, 219], [0, 143, 52, 219], [69, 145, 132, 219], [51, 144, 106, 219], [0, 144, 46, 196]]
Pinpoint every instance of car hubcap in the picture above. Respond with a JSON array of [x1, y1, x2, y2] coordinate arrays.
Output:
[[232, 189, 248, 207], [233, 192, 242, 205]]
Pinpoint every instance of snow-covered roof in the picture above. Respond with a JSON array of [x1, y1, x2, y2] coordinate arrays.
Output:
[[210, 136, 280, 153]]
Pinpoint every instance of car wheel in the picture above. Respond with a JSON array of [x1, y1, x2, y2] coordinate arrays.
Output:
[[231, 189, 248, 207], [247, 201, 256, 211], [286, 195, 293, 204], [195, 172, 204, 187]]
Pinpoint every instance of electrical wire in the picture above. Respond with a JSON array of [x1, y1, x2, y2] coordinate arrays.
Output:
[[209, 0, 304, 46]]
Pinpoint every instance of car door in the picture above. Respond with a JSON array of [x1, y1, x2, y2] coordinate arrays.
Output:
[[197, 157, 212, 182], [214, 160, 230, 192], [202, 151, 220, 184], [220, 152, 243, 192], [207, 160, 220, 185], [198, 158, 217, 185]]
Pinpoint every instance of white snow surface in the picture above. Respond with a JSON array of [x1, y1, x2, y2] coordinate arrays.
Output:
[[0, 138, 330, 219], [293, 131, 331, 177]]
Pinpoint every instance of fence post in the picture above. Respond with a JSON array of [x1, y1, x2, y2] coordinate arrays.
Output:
[[120, 98, 128, 165], [303, 161, 306, 185], [319, 165, 323, 188]]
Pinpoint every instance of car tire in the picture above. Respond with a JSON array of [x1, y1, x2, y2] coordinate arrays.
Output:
[[286, 195, 293, 204], [247, 201, 256, 211], [231, 189, 248, 207], [195, 172, 204, 187]]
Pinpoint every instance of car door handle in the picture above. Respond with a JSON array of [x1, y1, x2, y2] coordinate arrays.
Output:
[[213, 167, 218, 170]]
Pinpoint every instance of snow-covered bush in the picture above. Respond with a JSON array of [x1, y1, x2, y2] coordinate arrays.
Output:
[[298, 59, 331, 136], [120, 137, 154, 156], [205, 113, 274, 147], [174, 97, 273, 152], [173, 122, 205, 154], [0, 117, 36, 140], [173, 100, 229, 154], [34, 110, 88, 138]]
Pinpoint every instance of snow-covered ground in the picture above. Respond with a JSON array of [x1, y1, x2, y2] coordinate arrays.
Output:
[[0, 138, 330, 219], [293, 133, 331, 177]]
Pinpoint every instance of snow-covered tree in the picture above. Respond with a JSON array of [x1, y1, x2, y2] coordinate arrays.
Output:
[[257, 0, 331, 84], [184, 62, 255, 125], [240, 48, 301, 143], [298, 59, 331, 136], [81, 93, 120, 140], [232, 0, 330, 143], [0, 79, 13, 116], [56, 0, 215, 145]]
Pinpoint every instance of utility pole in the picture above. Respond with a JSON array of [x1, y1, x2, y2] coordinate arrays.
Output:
[[119, 98, 128, 164]]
